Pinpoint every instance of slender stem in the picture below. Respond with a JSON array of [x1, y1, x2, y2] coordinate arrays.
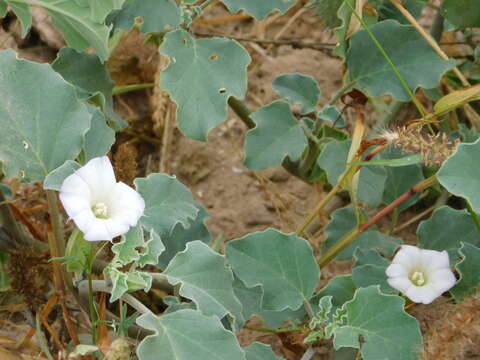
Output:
[[87, 246, 97, 344], [295, 181, 343, 236], [300, 346, 316, 360], [318, 176, 438, 268], [303, 299, 315, 319], [465, 202, 480, 231], [328, 80, 356, 106], [46, 190, 66, 257], [199, 0, 216, 11], [344, 1, 427, 118], [228, 97, 256, 129], [0, 190, 29, 247], [244, 326, 303, 334], [113, 83, 154, 95]]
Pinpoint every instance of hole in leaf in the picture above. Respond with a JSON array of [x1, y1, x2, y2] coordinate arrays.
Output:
[[218, 88, 227, 94], [22, 140, 29, 149], [171, 57, 177, 64], [134, 16, 144, 26], [18, 169, 25, 178], [182, 39, 187, 45], [210, 54, 219, 60]]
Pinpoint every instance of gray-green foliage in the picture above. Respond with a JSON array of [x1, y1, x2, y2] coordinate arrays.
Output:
[[450, 242, 480, 301], [164, 241, 244, 330], [332, 287, 423, 360], [135, 173, 199, 238], [136, 309, 245, 360], [109, 0, 181, 32], [226, 228, 320, 311], [244, 101, 307, 170], [244, 342, 284, 360], [220, 0, 297, 19], [322, 206, 401, 260], [3, 0, 112, 61], [352, 249, 395, 294], [0, 50, 90, 182], [417, 206, 480, 260], [438, 138, 480, 213], [272, 73, 320, 114], [160, 29, 250, 141], [347, 20, 456, 101], [442, 0, 480, 29]]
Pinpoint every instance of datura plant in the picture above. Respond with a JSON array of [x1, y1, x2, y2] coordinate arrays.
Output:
[[0, 0, 479, 359]]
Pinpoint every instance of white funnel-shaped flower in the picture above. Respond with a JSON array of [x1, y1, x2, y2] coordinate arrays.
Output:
[[386, 245, 456, 304], [59, 156, 145, 241]]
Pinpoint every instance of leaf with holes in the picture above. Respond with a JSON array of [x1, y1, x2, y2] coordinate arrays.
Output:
[[347, 20, 456, 101], [136, 309, 245, 360], [164, 241, 244, 329], [333, 286, 423, 360], [244, 101, 307, 170], [160, 29, 250, 141], [226, 228, 320, 311], [134, 173, 199, 238], [110, 0, 181, 33], [0, 50, 90, 182], [220, 0, 297, 20]]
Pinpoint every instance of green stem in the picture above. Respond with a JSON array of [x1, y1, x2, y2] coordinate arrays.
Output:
[[328, 80, 356, 106], [344, 1, 427, 118], [199, 0, 216, 10], [228, 97, 256, 129], [466, 202, 480, 232], [113, 83, 155, 95], [87, 246, 97, 345], [318, 175, 438, 267]]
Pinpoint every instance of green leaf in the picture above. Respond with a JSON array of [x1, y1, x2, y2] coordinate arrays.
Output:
[[134, 173, 199, 238], [438, 138, 480, 213], [0, 1, 7, 17], [105, 265, 152, 302], [244, 101, 307, 171], [44, 160, 81, 191], [157, 205, 211, 269], [315, 275, 356, 311], [164, 241, 244, 329], [373, 0, 424, 25], [417, 206, 480, 260], [138, 230, 164, 267], [0, 50, 90, 182], [352, 263, 394, 294], [107, 266, 128, 302], [233, 276, 305, 328], [110, 0, 181, 33], [6, 0, 112, 61], [220, 0, 297, 20], [333, 286, 423, 360], [317, 105, 345, 128], [347, 20, 456, 101], [351, 154, 423, 167], [312, 0, 343, 29], [272, 73, 320, 115], [450, 242, 480, 301], [111, 225, 144, 265], [317, 140, 387, 207], [136, 309, 245, 360], [83, 108, 115, 161], [160, 29, 250, 141], [0, 253, 11, 292], [226, 228, 320, 311], [381, 147, 424, 212], [244, 342, 284, 360], [52, 48, 124, 129], [441, 0, 480, 29], [0, 184, 13, 199], [88, 0, 125, 22], [322, 206, 402, 261]]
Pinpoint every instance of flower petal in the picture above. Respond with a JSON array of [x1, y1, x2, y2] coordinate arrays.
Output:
[[72, 209, 96, 238], [83, 218, 113, 241], [103, 218, 130, 239], [415, 284, 441, 304], [60, 192, 91, 218], [420, 249, 450, 271], [74, 156, 116, 203], [387, 276, 412, 293], [392, 245, 421, 269], [429, 268, 457, 293], [386, 263, 407, 277], [109, 182, 145, 227]]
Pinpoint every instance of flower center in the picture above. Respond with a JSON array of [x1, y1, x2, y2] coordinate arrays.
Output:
[[409, 271, 426, 286], [92, 202, 109, 219]]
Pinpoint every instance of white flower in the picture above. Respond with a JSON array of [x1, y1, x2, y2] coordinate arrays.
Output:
[[59, 156, 145, 242], [386, 245, 456, 304]]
